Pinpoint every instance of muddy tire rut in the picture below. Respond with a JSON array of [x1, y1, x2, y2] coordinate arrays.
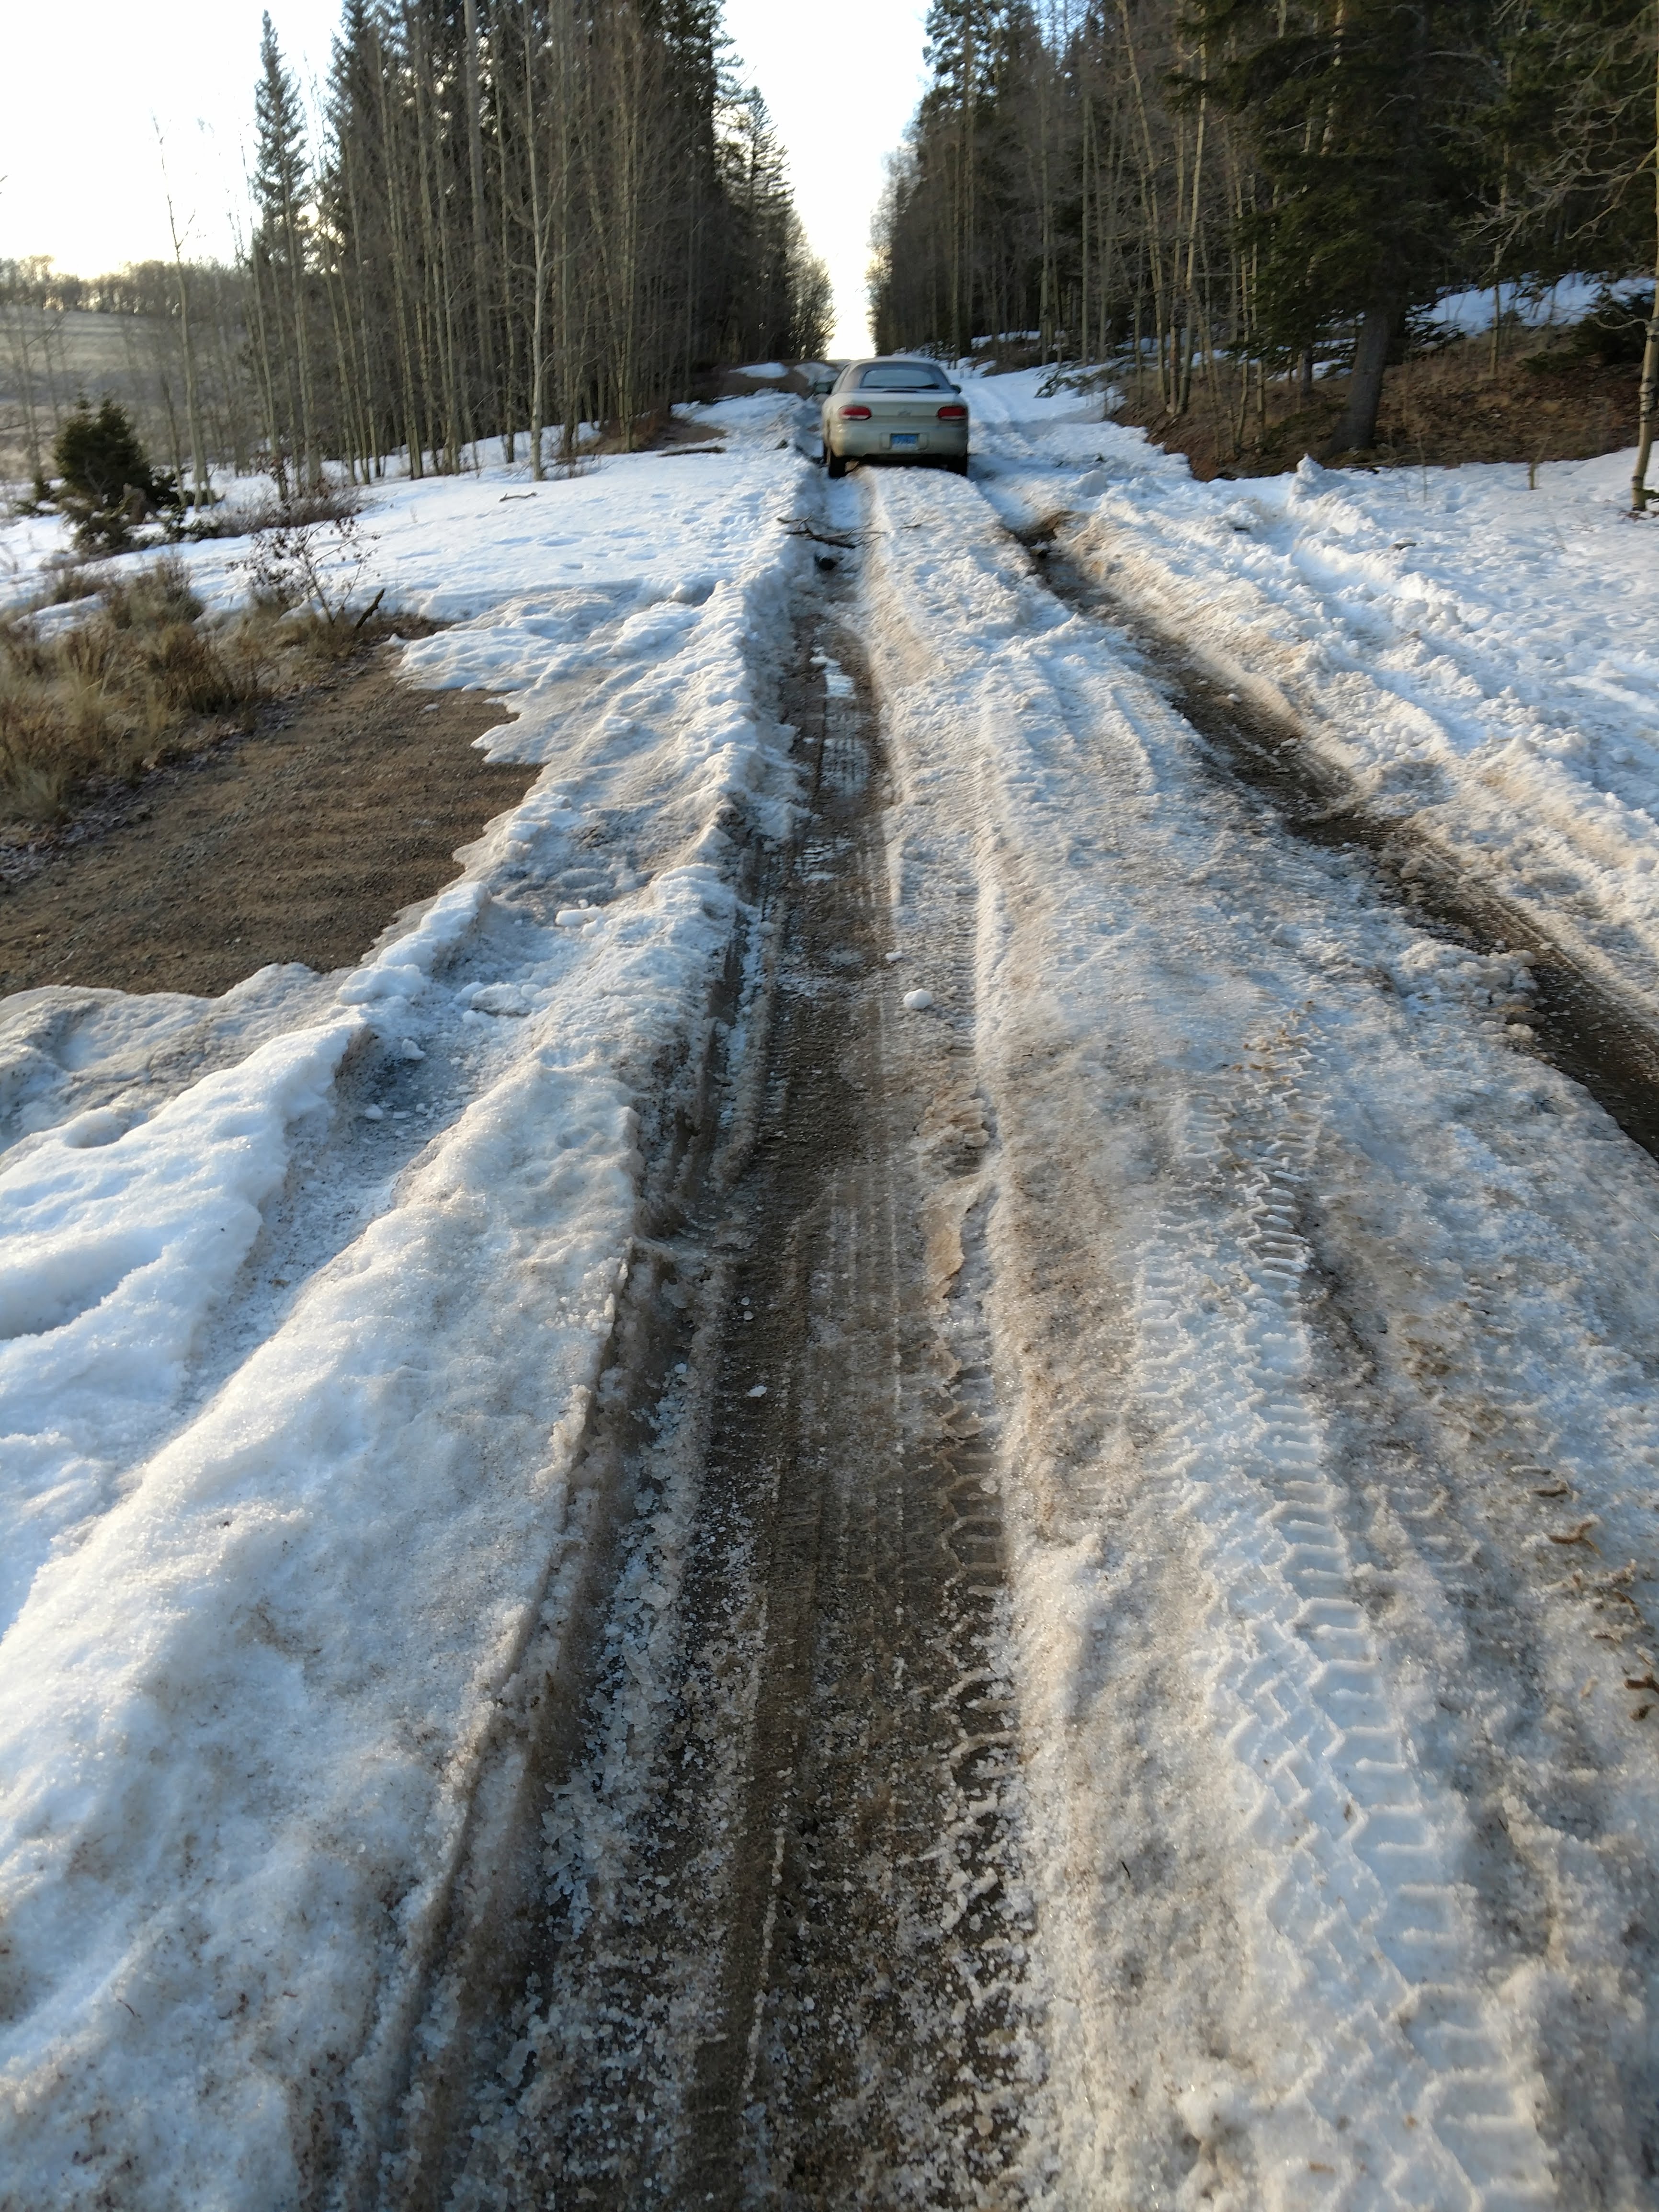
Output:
[[398, 581, 1042, 2210], [1014, 513, 1659, 1166]]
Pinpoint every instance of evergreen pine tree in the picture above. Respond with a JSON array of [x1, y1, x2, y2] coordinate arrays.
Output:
[[53, 396, 177, 548], [252, 13, 317, 488], [1190, 0, 1499, 453]]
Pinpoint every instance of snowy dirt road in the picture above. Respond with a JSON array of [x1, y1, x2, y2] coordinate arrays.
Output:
[[383, 429, 1659, 2204], [8, 387, 1659, 2210], [403, 592, 1042, 2211]]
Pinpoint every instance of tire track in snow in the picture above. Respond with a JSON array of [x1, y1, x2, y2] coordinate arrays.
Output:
[[1136, 1027, 1552, 2206], [416, 579, 1047, 2208], [981, 439, 1659, 2195], [858, 459, 1558, 2206]]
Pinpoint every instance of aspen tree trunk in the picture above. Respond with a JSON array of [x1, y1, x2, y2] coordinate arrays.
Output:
[[210, 303, 250, 474], [409, 11, 462, 471], [152, 342, 188, 497], [1102, 118, 1126, 365], [8, 306, 44, 485], [174, 254, 210, 510], [1632, 11, 1659, 511], [373, 36, 424, 478], [1080, 93, 1092, 366], [463, 0, 496, 454], [557, 5, 580, 459], [612, 15, 647, 443], [156, 143, 211, 509], [279, 163, 317, 488], [1117, 0, 1168, 404], [495, 75, 517, 463], [340, 136, 382, 478], [522, 0, 551, 479], [1177, 64, 1208, 416], [247, 247, 289, 494], [323, 270, 364, 484]]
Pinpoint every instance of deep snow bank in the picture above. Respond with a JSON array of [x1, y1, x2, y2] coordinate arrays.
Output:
[[853, 447, 1659, 2205], [0, 406, 810, 2208], [974, 367, 1659, 1019]]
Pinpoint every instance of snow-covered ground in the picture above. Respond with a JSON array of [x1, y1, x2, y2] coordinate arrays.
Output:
[[1432, 275, 1612, 338], [972, 374, 1659, 1019], [851, 433, 1659, 2203], [7, 371, 1659, 2205], [0, 401, 816, 2206]]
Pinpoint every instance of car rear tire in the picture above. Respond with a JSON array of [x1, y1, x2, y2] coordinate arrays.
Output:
[[948, 455, 969, 477], [826, 448, 847, 479]]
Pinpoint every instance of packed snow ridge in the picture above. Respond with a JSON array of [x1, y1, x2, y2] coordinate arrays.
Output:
[[3, 372, 1659, 2206]]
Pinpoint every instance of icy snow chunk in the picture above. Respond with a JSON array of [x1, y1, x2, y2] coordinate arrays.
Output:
[[901, 989, 935, 1012], [56, 1108, 126, 1151], [0, 1015, 354, 1635], [747, 1384, 768, 1398], [1176, 2075, 1257, 2141], [471, 983, 533, 1017]]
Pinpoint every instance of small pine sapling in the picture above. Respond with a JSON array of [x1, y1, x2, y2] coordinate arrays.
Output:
[[53, 398, 181, 551]]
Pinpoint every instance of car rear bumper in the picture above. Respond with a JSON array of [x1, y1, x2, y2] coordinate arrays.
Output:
[[824, 421, 969, 460]]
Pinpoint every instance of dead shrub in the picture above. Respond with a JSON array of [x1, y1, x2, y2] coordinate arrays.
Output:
[[103, 555, 203, 631], [137, 623, 250, 717], [37, 558, 109, 607], [236, 509, 380, 629], [0, 556, 261, 824], [189, 480, 364, 542], [0, 529, 411, 825]]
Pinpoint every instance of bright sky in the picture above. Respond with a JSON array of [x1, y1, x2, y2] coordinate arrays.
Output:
[[722, 0, 931, 354], [0, 0, 928, 357], [0, 3, 343, 271]]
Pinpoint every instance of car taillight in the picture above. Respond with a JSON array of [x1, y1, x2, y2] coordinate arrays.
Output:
[[839, 404, 872, 420], [937, 404, 968, 421]]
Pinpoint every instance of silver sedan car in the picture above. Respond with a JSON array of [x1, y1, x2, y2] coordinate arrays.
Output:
[[812, 358, 969, 478]]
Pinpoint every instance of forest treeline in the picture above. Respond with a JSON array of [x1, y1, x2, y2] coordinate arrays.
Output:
[[873, 0, 1658, 457], [1, 0, 830, 493]]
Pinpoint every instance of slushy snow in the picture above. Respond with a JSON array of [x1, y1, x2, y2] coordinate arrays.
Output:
[[0, 405, 813, 2207], [6, 365, 1659, 2205]]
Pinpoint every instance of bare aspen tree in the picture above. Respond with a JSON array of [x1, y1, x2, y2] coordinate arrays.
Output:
[[158, 136, 211, 510], [3, 0, 829, 500], [1633, 13, 1659, 510]]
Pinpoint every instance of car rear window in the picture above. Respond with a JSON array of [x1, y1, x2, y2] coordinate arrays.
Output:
[[856, 363, 951, 389]]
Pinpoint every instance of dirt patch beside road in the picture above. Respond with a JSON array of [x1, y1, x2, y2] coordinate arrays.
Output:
[[0, 648, 534, 999], [1113, 336, 1639, 480]]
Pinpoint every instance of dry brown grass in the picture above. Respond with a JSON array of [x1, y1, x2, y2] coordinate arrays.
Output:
[[183, 480, 365, 541], [0, 554, 386, 825]]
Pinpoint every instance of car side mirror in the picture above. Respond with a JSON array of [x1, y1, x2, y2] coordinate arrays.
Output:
[[808, 377, 835, 397], [949, 382, 962, 393]]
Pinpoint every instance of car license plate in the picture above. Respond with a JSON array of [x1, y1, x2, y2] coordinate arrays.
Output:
[[889, 433, 919, 449]]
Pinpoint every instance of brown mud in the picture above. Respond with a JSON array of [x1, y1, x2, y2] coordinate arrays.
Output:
[[387, 581, 1040, 2212], [1109, 337, 1639, 481], [0, 649, 534, 999]]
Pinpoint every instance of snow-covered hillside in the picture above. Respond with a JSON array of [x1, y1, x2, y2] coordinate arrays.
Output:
[[5, 376, 1659, 2207]]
